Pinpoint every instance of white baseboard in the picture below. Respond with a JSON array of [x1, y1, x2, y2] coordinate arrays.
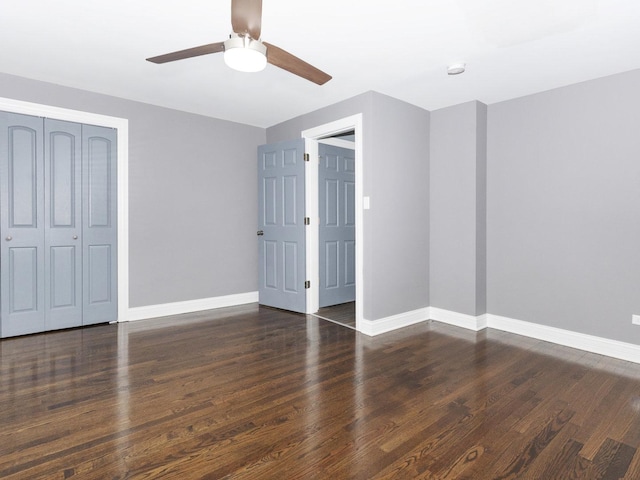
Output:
[[430, 307, 488, 331], [127, 296, 640, 364], [487, 314, 640, 364], [125, 291, 259, 322], [359, 308, 429, 336], [427, 307, 640, 364]]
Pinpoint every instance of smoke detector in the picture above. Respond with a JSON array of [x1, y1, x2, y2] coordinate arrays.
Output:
[[447, 63, 466, 75]]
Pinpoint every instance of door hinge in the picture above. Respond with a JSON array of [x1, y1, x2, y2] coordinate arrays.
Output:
[[304, 153, 310, 162], [304, 280, 311, 289], [304, 217, 310, 225]]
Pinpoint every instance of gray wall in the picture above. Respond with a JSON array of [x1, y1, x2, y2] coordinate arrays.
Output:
[[430, 101, 487, 316], [0, 72, 265, 308], [6, 66, 637, 345], [487, 69, 640, 343], [476, 103, 488, 315], [267, 91, 430, 321]]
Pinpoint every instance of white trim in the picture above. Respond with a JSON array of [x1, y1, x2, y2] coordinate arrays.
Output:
[[303, 138, 319, 314], [310, 312, 357, 331], [127, 292, 259, 322], [0, 96, 130, 322], [487, 314, 640, 364], [302, 114, 364, 331], [430, 307, 488, 331], [426, 307, 640, 364], [318, 137, 355, 149], [359, 308, 429, 336]]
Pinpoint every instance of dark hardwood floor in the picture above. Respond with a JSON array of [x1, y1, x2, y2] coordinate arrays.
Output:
[[2, 304, 640, 479], [314, 302, 356, 329]]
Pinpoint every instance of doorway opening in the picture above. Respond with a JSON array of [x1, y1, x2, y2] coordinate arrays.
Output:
[[302, 114, 363, 332]]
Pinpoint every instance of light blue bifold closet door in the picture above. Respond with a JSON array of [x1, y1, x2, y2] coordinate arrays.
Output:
[[45, 119, 83, 331], [81, 124, 117, 326], [0, 111, 117, 337], [0, 113, 46, 336]]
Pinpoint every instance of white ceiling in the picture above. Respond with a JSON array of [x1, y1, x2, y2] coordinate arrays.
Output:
[[2, 0, 640, 128]]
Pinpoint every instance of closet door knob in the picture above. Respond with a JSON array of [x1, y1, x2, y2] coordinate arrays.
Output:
[[5, 236, 11, 241], [73, 235, 78, 240]]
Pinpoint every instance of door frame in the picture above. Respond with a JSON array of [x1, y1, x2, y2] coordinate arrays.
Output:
[[0, 96, 130, 323], [302, 114, 363, 331]]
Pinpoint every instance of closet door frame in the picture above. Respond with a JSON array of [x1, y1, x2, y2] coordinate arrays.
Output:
[[0, 96, 130, 323]]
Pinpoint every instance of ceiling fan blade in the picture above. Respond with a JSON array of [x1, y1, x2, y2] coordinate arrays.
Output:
[[146, 42, 225, 64], [231, 0, 262, 40], [264, 42, 332, 85]]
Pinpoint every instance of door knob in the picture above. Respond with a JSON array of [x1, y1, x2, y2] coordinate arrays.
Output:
[[257, 230, 264, 236], [73, 235, 78, 240], [5, 236, 12, 241]]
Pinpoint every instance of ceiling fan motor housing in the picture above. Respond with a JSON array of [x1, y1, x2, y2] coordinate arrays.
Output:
[[223, 35, 268, 72]]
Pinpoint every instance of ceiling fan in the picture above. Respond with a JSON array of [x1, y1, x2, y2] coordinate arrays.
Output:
[[146, 0, 332, 85]]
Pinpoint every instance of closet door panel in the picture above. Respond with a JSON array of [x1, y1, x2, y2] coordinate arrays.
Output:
[[87, 244, 112, 303], [82, 124, 117, 325], [45, 119, 82, 330], [0, 112, 45, 337], [8, 247, 39, 312], [50, 246, 77, 306]]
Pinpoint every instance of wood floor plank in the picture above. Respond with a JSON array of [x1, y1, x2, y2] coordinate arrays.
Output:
[[622, 448, 640, 480], [2, 304, 640, 479], [578, 378, 637, 460]]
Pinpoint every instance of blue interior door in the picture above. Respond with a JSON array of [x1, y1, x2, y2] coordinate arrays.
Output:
[[0, 112, 46, 337], [82, 124, 117, 325], [319, 143, 356, 308], [258, 139, 306, 313], [45, 119, 83, 330]]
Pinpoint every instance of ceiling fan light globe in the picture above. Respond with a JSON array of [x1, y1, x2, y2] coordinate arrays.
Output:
[[224, 37, 267, 72]]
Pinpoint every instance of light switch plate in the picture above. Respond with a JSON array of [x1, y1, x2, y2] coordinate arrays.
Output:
[[633, 315, 640, 326], [363, 196, 370, 209]]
